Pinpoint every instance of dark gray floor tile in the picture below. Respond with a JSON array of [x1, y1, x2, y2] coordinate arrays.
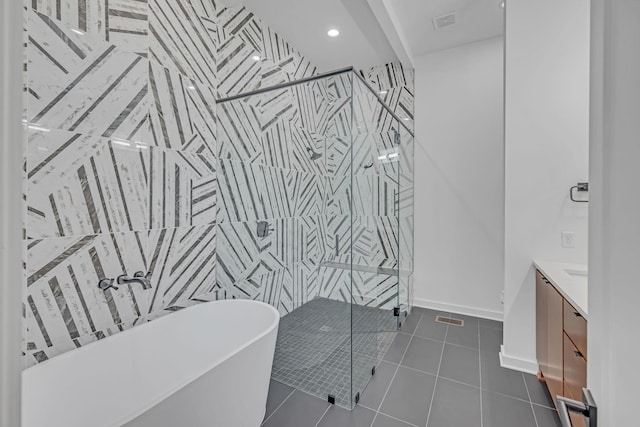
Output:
[[480, 351, 530, 401], [383, 333, 412, 364], [400, 336, 444, 374], [414, 311, 448, 341], [523, 373, 555, 408], [379, 366, 436, 427], [360, 361, 397, 410], [316, 404, 376, 427], [427, 378, 481, 427], [371, 413, 415, 427], [399, 310, 421, 334], [449, 313, 480, 328], [445, 323, 479, 349], [264, 380, 294, 421], [482, 391, 537, 427], [479, 318, 504, 330], [533, 404, 562, 427], [479, 326, 503, 354], [438, 343, 480, 387], [410, 306, 431, 315], [262, 390, 330, 427]]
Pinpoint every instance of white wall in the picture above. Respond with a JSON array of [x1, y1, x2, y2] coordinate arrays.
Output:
[[588, 0, 640, 425], [413, 37, 505, 320], [0, 0, 24, 425], [502, 0, 591, 371]]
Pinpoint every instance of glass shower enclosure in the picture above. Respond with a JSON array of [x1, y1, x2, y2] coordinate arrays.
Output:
[[216, 67, 414, 409]]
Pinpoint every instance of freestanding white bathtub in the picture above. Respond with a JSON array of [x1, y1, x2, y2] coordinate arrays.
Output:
[[22, 300, 280, 427]]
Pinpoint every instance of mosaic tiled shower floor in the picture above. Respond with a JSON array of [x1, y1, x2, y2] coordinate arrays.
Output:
[[271, 298, 397, 408]]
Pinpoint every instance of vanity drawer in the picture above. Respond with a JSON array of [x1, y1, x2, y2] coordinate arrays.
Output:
[[563, 299, 587, 357], [563, 333, 587, 399]]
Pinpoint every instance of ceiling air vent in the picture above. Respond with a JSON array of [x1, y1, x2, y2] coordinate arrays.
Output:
[[432, 11, 457, 30]]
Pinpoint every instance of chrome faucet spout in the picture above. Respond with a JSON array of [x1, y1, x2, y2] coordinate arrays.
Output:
[[117, 272, 152, 290]]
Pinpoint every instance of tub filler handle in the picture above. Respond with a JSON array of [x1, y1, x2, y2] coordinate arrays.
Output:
[[98, 278, 118, 292]]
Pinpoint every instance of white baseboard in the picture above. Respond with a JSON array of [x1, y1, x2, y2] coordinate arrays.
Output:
[[413, 298, 503, 321], [499, 345, 539, 375]]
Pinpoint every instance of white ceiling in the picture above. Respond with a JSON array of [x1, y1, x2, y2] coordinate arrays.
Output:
[[242, 0, 504, 72], [385, 0, 505, 57], [243, 0, 399, 72]]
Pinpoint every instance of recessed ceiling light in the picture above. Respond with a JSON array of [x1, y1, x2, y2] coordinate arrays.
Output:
[[403, 118, 410, 121], [187, 85, 196, 90], [379, 90, 388, 95], [251, 55, 261, 61], [327, 29, 340, 38], [499, 1, 505, 8]]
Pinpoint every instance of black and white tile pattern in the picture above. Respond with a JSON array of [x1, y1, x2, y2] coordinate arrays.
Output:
[[23, 0, 414, 369], [30, 0, 150, 56]]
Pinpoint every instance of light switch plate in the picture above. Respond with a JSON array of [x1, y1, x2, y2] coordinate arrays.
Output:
[[561, 232, 575, 248]]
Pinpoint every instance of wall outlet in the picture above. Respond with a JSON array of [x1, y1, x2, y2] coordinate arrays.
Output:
[[561, 232, 576, 248]]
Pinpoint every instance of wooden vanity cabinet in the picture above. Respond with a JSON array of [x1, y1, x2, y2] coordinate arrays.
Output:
[[536, 269, 587, 413], [563, 299, 587, 357], [536, 270, 564, 405], [536, 271, 548, 375]]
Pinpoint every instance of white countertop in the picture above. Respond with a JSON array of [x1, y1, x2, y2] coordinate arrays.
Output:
[[534, 260, 588, 318]]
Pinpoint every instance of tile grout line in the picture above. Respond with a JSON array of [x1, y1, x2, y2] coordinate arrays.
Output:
[[485, 388, 551, 407], [261, 388, 296, 426], [424, 322, 449, 427], [383, 361, 549, 409], [385, 360, 476, 389], [522, 373, 540, 427], [368, 311, 425, 427], [532, 401, 558, 411], [370, 409, 421, 427], [411, 332, 479, 352], [478, 321, 484, 427], [314, 404, 333, 427]]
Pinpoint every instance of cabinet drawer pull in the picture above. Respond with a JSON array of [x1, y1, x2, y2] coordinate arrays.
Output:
[[573, 311, 582, 318], [574, 350, 584, 359]]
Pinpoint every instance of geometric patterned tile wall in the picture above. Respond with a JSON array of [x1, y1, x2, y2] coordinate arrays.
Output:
[[217, 66, 415, 313], [22, 0, 327, 367], [315, 73, 414, 309], [22, 0, 414, 367]]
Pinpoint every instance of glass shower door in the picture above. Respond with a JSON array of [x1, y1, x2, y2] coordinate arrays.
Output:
[[348, 76, 402, 408], [398, 124, 415, 318]]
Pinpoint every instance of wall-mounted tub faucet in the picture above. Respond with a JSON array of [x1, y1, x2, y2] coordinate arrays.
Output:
[[99, 272, 152, 291], [117, 272, 152, 290]]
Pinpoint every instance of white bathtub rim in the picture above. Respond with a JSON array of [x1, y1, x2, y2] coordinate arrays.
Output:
[[23, 299, 280, 427], [112, 300, 280, 426]]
